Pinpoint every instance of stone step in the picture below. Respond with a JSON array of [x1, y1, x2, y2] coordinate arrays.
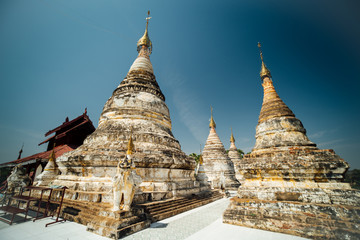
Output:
[[150, 196, 222, 219], [151, 193, 222, 209], [89, 214, 141, 229], [143, 198, 198, 212], [63, 199, 112, 209], [139, 197, 190, 210], [86, 210, 149, 239], [138, 191, 223, 223], [151, 194, 223, 222], [140, 191, 222, 212], [147, 196, 217, 216]]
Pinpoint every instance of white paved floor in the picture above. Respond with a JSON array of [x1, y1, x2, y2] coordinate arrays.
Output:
[[0, 198, 308, 240], [0, 214, 109, 240]]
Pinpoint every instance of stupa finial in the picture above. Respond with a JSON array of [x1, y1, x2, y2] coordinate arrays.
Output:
[[230, 128, 235, 143], [258, 42, 272, 80], [137, 11, 152, 54], [48, 148, 56, 163], [209, 106, 216, 129]]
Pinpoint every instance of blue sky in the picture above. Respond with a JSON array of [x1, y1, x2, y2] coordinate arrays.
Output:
[[1, 0, 359, 169]]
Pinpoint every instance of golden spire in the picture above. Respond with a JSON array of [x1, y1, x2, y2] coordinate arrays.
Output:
[[48, 143, 56, 163], [209, 106, 216, 129], [48, 149, 55, 163], [258, 42, 272, 80], [230, 128, 235, 143], [44, 143, 58, 172], [199, 155, 203, 165], [137, 11, 152, 54], [126, 129, 135, 155]]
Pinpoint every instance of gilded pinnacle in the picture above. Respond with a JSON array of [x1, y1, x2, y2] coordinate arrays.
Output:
[[209, 106, 216, 129], [137, 11, 152, 54], [258, 42, 272, 79], [199, 155, 203, 165], [44, 147, 58, 171], [126, 127, 135, 155], [126, 134, 135, 155], [48, 149, 55, 163], [230, 128, 235, 143]]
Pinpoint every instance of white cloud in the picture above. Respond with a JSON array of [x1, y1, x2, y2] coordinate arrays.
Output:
[[308, 130, 327, 139], [317, 139, 345, 148], [161, 71, 206, 143], [308, 129, 338, 139]]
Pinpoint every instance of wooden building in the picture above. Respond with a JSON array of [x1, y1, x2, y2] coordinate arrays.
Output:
[[0, 109, 95, 183]]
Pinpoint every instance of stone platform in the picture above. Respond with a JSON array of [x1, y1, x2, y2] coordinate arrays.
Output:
[[223, 147, 360, 239], [24, 190, 223, 239]]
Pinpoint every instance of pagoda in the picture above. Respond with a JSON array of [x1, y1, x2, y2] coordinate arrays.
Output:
[[227, 129, 243, 182], [33, 13, 209, 237], [202, 108, 240, 190], [223, 43, 360, 239], [49, 12, 205, 201]]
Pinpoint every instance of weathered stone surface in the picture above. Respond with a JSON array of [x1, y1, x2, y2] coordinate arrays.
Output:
[[223, 74, 360, 239], [202, 115, 240, 190], [224, 197, 360, 240]]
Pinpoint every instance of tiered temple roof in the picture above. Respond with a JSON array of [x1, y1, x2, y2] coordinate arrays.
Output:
[[39, 109, 95, 151]]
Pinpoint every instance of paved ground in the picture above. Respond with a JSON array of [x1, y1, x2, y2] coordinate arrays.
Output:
[[124, 198, 308, 240], [0, 198, 308, 240]]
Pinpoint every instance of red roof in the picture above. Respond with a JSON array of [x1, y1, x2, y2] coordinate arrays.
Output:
[[0, 145, 75, 167]]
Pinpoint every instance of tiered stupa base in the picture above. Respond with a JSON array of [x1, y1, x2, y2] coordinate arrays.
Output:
[[49, 173, 203, 204], [202, 166, 240, 190], [223, 147, 360, 239], [51, 142, 205, 204], [224, 197, 360, 240]]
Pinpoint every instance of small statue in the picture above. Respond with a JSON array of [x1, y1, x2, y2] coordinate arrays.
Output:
[[7, 164, 32, 193], [112, 156, 135, 211], [112, 134, 141, 212]]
